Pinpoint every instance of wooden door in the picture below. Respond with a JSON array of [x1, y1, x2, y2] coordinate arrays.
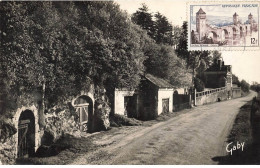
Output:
[[74, 96, 93, 132], [18, 119, 30, 158], [162, 98, 169, 113], [75, 104, 89, 132]]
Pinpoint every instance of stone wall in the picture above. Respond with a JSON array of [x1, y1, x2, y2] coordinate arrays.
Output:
[[0, 135, 16, 164], [0, 93, 42, 165], [93, 86, 111, 131], [232, 87, 242, 98], [0, 85, 111, 164], [0, 119, 17, 164], [0, 105, 42, 164], [195, 87, 228, 106], [43, 106, 81, 145]]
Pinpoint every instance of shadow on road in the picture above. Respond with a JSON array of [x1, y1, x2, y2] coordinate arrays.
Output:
[[212, 96, 260, 165], [211, 144, 259, 165]]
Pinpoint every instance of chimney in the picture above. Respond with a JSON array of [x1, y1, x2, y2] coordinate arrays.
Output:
[[217, 59, 222, 70]]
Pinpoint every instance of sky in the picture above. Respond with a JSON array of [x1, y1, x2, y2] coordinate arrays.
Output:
[[192, 4, 258, 18], [115, 0, 260, 84]]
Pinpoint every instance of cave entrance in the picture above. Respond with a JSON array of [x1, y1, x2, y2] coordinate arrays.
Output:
[[17, 110, 35, 158]]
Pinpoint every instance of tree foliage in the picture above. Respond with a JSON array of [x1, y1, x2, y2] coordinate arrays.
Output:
[[131, 4, 174, 46], [131, 5, 192, 87], [131, 4, 155, 38], [153, 12, 173, 45], [240, 80, 250, 93], [144, 43, 192, 87], [0, 1, 149, 114], [175, 21, 190, 62], [232, 74, 241, 87], [250, 82, 260, 93], [211, 51, 222, 64], [194, 77, 205, 92], [175, 21, 225, 88]]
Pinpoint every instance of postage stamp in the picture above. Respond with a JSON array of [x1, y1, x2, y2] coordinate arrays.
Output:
[[187, 1, 260, 51]]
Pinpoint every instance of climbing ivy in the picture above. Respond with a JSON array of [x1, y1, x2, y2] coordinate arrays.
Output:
[[0, 1, 149, 123]]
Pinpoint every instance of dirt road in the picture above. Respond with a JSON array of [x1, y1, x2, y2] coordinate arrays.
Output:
[[71, 91, 257, 165]]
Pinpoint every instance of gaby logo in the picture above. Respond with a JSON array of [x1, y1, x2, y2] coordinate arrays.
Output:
[[226, 141, 245, 155]]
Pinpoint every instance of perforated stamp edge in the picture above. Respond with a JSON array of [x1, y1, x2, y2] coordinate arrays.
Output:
[[187, 0, 260, 51]]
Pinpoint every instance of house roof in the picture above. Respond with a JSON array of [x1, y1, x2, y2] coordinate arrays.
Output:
[[233, 12, 238, 16], [145, 74, 174, 88], [197, 8, 206, 14], [205, 64, 231, 72]]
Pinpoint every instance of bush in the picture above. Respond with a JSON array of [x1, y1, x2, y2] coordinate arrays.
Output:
[[109, 114, 142, 127], [194, 77, 205, 92], [240, 80, 250, 93]]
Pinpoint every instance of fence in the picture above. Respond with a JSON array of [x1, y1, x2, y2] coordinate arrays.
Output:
[[173, 94, 191, 111], [195, 87, 228, 106], [196, 87, 226, 98]]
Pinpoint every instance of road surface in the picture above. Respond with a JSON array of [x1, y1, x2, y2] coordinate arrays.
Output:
[[71, 91, 257, 165]]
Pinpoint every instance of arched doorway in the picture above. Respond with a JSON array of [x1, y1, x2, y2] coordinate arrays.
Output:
[[221, 29, 229, 41], [208, 31, 218, 42], [74, 95, 93, 132], [17, 110, 35, 158]]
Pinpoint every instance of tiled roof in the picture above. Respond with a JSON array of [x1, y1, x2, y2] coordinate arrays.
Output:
[[233, 12, 238, 16], [145, 74, 174, 88], [197, 8, 206, 14]]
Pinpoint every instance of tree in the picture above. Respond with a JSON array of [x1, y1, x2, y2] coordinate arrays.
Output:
[[131, 6, 192, 87], [175, 21, 221, 90], [240, 80, 250, 92], [172, 25, 182, 49], [131, 3, 155, 38], [73, 1, 150, 95], [194, 77, 205, 92], [132, 4, 174, 46], [232, 74, 241, 87], [0, 1, 149, 124], [153, 12, 173, 45], [250, 82, 260, 92], [211, 51, 222, 64], [175, 21, 190, 62], [144, 43, 192, 88]]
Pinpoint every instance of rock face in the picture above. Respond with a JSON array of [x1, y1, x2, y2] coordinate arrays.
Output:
[[0, 135, 16, 164], [0, 85, 112, 164], [0, 121, 17, 143], [43, 108, 81, 144], [0, 121, 17, 164], [42, 86, 111, 140], [93, 86, 111, 131]]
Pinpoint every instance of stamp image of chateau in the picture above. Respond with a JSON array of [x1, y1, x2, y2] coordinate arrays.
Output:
[[188, 3, 260, 50]]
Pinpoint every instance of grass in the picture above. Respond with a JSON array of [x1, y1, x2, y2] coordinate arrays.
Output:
[[16, 109, 189, 165], [109, 114, 143, 127], [241, 91, 250, 97], [228, 103, 252, 143], [215, 93, 260, 165], [16, 134, 99, 165]]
